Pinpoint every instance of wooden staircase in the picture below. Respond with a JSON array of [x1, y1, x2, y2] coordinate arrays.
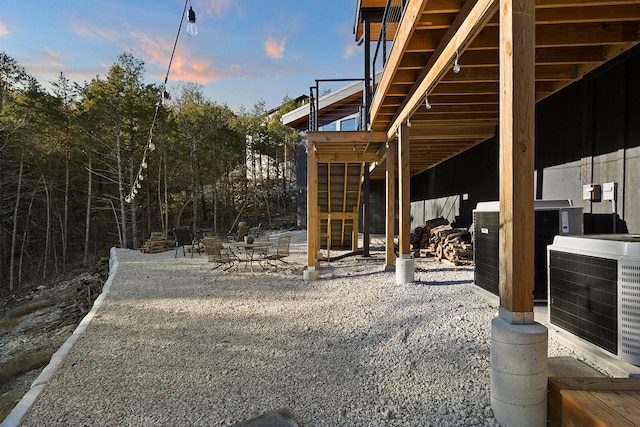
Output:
[[317, 162, 363, 250]]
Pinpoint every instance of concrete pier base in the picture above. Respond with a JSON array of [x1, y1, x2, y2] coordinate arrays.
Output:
[[491, 316, 548, 427], [303, 266, 319, 281], [395, 255, 414, 284]]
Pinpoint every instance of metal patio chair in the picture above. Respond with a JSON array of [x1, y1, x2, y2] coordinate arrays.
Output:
[[203, 237, 236, 271], [264, 233, 292, 270], [173, 227, 194, 258]]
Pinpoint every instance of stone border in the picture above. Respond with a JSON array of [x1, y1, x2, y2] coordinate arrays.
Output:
[[0, 248, 120, 427]]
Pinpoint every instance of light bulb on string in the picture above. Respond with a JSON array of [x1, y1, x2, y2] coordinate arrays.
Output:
[[139, 174, 145, 181], [453, 49, 461, 73], [407, 118, 411, 127], [187, 7, 197, 37], [136, 182, 142, 189], [142, 160, 148, 169], [162, 90, 171, 107], [148, 140, 156, 151], [425, 94, 432, 110]]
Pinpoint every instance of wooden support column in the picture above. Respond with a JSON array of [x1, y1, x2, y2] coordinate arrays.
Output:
[[398, 123, 411, 256], [362, 163, 370, 257], [499, 0, 535, 322], [386, 139, 396, 268], [307, 142, 318, 270]]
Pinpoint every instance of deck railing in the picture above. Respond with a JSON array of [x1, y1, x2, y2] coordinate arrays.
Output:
[[370, 0, 406, 120], [308, 78, 365, 132], [306, 0, 406, 132]]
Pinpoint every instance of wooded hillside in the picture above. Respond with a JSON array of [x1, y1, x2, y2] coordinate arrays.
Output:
[[0, 51, 303, 292]]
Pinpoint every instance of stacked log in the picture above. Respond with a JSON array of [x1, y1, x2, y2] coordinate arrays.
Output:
[[410, 217, 449, 250], [140, 232, 173, 254], [411, 218, 473, 264]]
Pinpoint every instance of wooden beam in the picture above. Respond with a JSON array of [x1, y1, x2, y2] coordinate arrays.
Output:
[[386, 139, 396, 268], [307, 140, 319, 269], [368, 0, 430, 129], [398, 122, 411, 255], [499, 0, 536, 320], [307, 131, 387, 144], [315, 153, 379, 163], [386, 0, 499, 141]]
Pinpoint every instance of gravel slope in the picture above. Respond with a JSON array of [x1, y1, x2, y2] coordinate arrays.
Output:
[[16, 231, 578, 426]]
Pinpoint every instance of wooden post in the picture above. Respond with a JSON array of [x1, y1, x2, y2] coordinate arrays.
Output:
[[398, 123, 411, 256], [499, 0, 535, 321], [362, 162, 370, 257], [307, 141, 318, 269], [386, 139, 396, 268]]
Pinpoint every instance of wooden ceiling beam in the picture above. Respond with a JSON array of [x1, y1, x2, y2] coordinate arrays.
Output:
[[368, 0, 431, 126], [535, 4, 640, 24], [307, 131, 387, 144], [411, 112, 499, 121], [405, 123, 497, 138], [384, 0, 500, 140], [535, 0, 640, 9], [420, 0, 465, 14]]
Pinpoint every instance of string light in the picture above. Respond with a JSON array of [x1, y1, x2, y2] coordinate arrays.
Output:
[[124, 0, 197, 203], [407, 118, 411, 127], [187, 7, 197, 37], [453, 49, 461, 73], [425, 93, 432, 110]]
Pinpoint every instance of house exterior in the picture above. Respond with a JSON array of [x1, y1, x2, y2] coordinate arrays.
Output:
[[288, 0, 640, 424]]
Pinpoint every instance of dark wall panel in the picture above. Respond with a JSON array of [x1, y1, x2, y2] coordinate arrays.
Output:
[[408, 43, 640, 234], [410, 137, 499, 228]]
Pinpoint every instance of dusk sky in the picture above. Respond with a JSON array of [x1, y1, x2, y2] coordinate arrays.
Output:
[[1, 0, 365, 112]]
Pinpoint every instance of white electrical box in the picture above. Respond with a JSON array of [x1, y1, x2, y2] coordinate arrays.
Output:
[[602, 182, 617, 201]]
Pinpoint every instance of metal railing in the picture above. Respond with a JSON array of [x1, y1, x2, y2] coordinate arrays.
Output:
[[308, 78, 366, 132], [307, 0, 406, 132], [370, 0, 406, 116]]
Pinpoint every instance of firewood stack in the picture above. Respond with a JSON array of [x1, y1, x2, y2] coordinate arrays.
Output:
[[411, 217, 473, 264], [140, 232, 173, 254]]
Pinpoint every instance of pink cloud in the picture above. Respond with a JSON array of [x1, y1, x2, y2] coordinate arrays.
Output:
[[40, 50, 64, 68], [68, 17, 121, 44], [0, 22, 9, 38], [203, 0, 233, 17], [265, 37, 286, 59], [343, 43, 362, 59]]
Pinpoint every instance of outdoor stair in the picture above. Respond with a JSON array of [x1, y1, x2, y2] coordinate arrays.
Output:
[[548, 377, 640, 426]]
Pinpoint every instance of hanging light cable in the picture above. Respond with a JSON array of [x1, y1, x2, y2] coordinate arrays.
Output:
[[453, 48, 461, 73], [125, 0, 197, 203]]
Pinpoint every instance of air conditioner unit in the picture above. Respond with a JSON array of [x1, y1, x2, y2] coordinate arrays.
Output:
[[473, 200, 583, 300], [547, 234, 640, 365]]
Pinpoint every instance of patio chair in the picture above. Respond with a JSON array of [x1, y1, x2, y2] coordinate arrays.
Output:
[[264, 233, 291, 269], [173, 227, 194, 258], [203, 237, 236, 271]]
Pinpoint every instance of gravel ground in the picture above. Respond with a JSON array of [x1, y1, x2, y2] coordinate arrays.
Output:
[[16, 231, 582, 426]]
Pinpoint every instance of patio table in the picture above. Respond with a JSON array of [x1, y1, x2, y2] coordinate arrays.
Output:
[[224, 241, 273, 272]]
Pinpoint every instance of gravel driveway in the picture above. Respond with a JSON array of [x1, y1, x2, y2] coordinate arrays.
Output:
[[13, 231, 580, 426]]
